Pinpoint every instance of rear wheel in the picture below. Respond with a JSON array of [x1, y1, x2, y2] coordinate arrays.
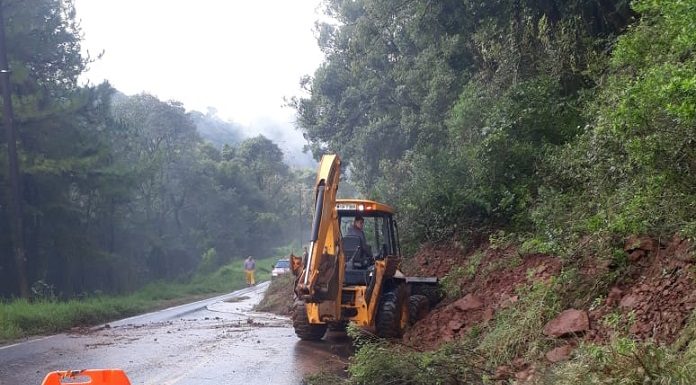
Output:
[[292, 300, 327, 340], [408, 294, 430, 325], [412, 284, 443, 308], [376, 283, 409, 338]]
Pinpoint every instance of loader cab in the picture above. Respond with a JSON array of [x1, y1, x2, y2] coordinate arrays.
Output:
[[337, 199, 401, 269]]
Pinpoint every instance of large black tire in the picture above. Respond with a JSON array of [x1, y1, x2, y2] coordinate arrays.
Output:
[[412, 284, 443, 308], [292, 300, 327, 340], [376, 283, 409, 338], [408, 294, 430, 325]]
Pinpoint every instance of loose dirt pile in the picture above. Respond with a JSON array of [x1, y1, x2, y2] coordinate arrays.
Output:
[[403, 243, 561, 350], [403, 235, 696, 354], [254, 274, 295, 315], [588, 235, 696, 344]]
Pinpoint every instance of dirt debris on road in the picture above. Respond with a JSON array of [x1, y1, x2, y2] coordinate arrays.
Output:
[[1, 282, 351, 385]]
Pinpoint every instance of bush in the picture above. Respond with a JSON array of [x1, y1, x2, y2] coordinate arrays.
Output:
[[533, 0, 696, 242], [519, 237, 556, 256]]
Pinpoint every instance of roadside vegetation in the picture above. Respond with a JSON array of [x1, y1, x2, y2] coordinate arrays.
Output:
[[0, 257, 273, 342]]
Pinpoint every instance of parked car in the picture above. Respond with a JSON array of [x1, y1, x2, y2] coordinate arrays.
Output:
[[271, 259, 291, 278]]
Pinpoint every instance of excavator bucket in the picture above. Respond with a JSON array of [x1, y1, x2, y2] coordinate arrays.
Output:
[[41, 369, 131, 385]]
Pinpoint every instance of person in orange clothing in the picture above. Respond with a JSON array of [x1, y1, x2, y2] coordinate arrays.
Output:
[[243, 256, 256, 286]]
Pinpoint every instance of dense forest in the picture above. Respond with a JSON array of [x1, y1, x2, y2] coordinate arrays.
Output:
[[294, 0, 695, 252], [0, 0, 316, 298], [1, 0, 694, 312]]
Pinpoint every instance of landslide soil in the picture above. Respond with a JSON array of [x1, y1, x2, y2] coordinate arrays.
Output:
[[402, 235, 696, 352], [402, 242, 561, 350], [254, 273, 295, 315], [259, 236, 696, 371]]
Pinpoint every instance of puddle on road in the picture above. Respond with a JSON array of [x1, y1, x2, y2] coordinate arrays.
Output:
[[292, 331, 355, 376], [224, 296, 250, 303]]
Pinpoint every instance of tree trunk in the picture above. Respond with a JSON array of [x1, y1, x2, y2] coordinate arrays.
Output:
[[0, 1, 29, 298]]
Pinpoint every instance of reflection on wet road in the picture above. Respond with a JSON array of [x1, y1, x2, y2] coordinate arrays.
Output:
[[0, 282, 352, 385]]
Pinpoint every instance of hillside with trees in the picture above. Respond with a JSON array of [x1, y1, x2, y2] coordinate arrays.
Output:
[[1, 0, 695, 382], [0, 0, 314, 299], [292, 0, 696, 383]]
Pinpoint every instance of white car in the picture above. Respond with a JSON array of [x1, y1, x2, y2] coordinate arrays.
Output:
[[271, 259, 291, 278]]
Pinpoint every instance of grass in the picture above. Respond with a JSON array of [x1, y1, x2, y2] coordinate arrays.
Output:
[[0, 256, 275, 343], [313, 326, 488, 385], [538, 338, 696, 385], [476, 278, 561, 366], [439, 251, 484, 299], [304, 372, 349, 385]]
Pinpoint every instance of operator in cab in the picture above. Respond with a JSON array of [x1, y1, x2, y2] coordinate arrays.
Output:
[[346, 215, 371, 258]]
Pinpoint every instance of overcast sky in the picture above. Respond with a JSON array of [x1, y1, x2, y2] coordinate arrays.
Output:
[[74, 0, 325, 165]]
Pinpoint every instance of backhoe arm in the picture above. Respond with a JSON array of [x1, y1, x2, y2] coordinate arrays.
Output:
[[294, 154, 344, 307]]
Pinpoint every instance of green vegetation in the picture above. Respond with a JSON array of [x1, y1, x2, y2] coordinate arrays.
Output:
[[347, 340, 484, 385], [543, 338, 696, 384], [295, 0, 695, 250], [439, 251, 482, 299], [0, 0, 316, 299], [0, 257, 273, 342], [307, 327, 696, 385], [306, 326, 487, 385], [304, 372, 348, 385], [478, 279, 561, 366], [439, 267, 467, 299]]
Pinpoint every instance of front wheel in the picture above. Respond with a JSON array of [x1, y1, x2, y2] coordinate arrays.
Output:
[[292, 300, 327, 340], [375, 283, 409, 338], [408, 294, 430, 325]]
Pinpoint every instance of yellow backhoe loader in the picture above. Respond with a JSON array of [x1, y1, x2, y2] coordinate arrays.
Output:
[[291, 154, 439, 340]]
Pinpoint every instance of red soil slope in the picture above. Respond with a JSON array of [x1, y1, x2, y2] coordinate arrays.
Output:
[[402, 236, 696, 351]]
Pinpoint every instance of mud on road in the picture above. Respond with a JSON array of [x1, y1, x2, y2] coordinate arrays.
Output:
[[0, 282, 351, 385]]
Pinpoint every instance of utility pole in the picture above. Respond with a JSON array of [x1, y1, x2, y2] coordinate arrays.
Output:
[[0, 0, 29, 298]]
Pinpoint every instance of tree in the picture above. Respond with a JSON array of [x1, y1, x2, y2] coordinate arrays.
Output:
[[0, 0, 90, 297], [0, 0, 26, 297], [294, 0, 633, 245]]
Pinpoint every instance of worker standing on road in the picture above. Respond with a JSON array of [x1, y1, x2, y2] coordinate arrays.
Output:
[[244, 256, 256, 286]]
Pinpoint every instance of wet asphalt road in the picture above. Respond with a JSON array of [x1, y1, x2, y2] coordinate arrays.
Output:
[[0, 282, 351, 385]]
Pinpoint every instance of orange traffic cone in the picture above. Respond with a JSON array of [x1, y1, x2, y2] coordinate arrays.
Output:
[[41, 369, 131, 385]]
